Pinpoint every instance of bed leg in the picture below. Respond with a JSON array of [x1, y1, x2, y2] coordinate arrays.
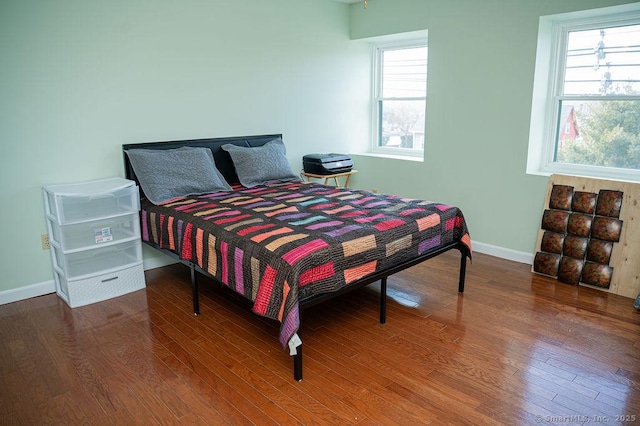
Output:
[[380, 277, 387, 324], [190, 264, 200, 316], [458, 249, 467, 294], [293, 346, 303, 381]]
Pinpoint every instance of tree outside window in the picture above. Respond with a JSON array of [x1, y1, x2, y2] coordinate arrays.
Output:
[[527, 4, 640, 182], [554, 23, 640, 172]]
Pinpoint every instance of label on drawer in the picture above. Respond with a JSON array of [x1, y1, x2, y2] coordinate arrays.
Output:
[[94, 227, 113, 243]]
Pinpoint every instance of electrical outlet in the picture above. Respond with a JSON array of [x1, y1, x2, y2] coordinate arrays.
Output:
[[41, 234, 50, 250]]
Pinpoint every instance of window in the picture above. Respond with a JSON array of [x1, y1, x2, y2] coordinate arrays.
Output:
[[527, 3, 640, 181], [371, 35, 428, 157]]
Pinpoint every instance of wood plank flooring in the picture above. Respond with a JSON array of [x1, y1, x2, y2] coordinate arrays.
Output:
[[1, 251, 638, 425]]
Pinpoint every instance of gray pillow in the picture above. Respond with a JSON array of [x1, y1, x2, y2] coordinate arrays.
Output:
[[125, 147, 232, 204], [222, 138, 299, 187]]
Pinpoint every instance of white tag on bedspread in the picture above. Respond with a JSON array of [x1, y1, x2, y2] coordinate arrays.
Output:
[[288, 333, 302, 356]]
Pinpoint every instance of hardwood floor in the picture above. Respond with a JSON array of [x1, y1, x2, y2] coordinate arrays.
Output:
[[1, 252, 638, 425]]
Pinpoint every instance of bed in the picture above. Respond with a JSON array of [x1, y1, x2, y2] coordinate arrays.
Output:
[[123, 134, 472, 381]]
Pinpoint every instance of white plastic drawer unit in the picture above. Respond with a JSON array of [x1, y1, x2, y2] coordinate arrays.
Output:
[[49, 213, 140, 252], [44, 177, 145, 308], [44, 178, 140, 225], [51, 239, 143, 280]]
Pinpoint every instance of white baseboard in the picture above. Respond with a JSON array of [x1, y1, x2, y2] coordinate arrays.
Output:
[[472, 240, 534, 265], [0, 257, 177, 306], [1, 242, 529, 306], [0, 280, 56, 306]]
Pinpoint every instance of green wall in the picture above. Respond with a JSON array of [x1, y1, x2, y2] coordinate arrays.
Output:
[[0, 0, 370, 295], [346, 0, 639, 259], [1, 0, 637, 298]]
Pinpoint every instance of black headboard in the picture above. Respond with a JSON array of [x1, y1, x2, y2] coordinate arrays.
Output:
[[123, 134, 282, 189]]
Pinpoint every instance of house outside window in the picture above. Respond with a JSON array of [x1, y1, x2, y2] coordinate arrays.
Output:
[[371, 35, 427, 158], [527, 3, 640, 181]]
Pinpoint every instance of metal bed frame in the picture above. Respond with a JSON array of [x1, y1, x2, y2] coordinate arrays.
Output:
[[123, 134, 470, 381]]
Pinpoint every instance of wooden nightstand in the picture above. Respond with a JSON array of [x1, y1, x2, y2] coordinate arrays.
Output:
[[301, 170, 358, 188]]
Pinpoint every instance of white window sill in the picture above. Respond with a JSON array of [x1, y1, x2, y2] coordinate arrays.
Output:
[[352, 152, 424, 162], [526, 163, 640, 183]]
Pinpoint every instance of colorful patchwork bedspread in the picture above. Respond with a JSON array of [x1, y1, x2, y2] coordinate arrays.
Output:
[[140, 180, 472, 349]]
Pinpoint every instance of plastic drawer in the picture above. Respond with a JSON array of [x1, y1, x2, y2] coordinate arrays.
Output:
[[54, 263, 145, 308], [45, 178, 139, 225], [52, 239, 143, 280], [49, 213, 140, 252]]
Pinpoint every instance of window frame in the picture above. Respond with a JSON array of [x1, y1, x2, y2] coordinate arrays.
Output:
[[370, 35, 428, 158], [527, 3, 640, 182]]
